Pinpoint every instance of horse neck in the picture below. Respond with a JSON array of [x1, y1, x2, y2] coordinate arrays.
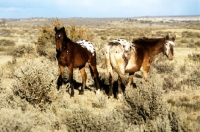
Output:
[[148, 40, 164, 58], [62, 35, 72, 49]]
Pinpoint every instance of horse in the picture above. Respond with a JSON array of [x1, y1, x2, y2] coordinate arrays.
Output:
[[105, 38, 132, 98], [54, 27, 101, 97], [105, 35, 176, 98]]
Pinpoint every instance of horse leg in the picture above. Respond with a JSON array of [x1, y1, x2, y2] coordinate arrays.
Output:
[[128, 72, 136, 88], [68, 65, 74, 97], [57, 64, 64, 90], [106, 56, 114, 98], [108, 72, 114, 98], [89, 65, 101, 91], [79, 66, 86, 95], [142, 66, 150, 82], [117, 76, 123, 97], [143, 71, 148, 82]]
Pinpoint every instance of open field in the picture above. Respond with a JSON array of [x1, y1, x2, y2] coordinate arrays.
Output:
[[0, 16, 200, 131]]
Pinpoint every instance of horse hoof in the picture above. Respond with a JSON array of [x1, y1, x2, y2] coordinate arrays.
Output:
[[117, 94, 124, 101], [79, 90, 84, 95], [57, 87, 60, 91], [70, 92, 74, 97], [95, 89, 101, 94], [132, 83, 137, 88], [108, 95, 114, 99]]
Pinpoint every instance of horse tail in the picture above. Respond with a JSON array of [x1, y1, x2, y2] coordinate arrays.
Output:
[[118, 73, 128, 86], [89, 65, 94, 78]]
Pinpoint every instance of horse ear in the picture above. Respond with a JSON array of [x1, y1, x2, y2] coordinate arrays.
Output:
[[61, 27, 65, 32], [165, 34, 170, 40], [172, 35, 176, 41], [54, 27, 58, 32]]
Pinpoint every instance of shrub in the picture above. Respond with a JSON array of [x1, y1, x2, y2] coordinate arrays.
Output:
[[180, 38, 189, 43], [0, 108, 33, 132], [188, 53, 200, 62], [181, 31, 200, 38], [0, 29, 11, 36], [152, 54, 175, 74], [0, 39, 15, 47], [125, 79, 164, 121], [183, 68, 200, 87], [100, 36, 107, 40], [123, 73, 178, 131], [12, 59, 58, 105], [36, 19, 93, 58], [9, 44, 35, 57], [195, 40, 200, 47], [92, 96, 108, 108], [36, 24, 55, 56]]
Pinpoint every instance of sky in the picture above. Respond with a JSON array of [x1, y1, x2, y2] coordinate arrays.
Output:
[[0, 0, 199, 18]]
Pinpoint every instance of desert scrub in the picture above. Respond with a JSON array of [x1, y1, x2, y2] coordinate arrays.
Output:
[[125, 75, 164, 122], [36, 19, 93, 59], [123, 71, 180, 131], [0, 39, 16, 53], [9, 44, 35, 57], [188, 53, 200, 62], [152, 54, 175, 74], [0, 39, 15, 47], [12, 58, 58, 105], [92, 96, 108, 108], [195, 40, 200, 47], [182, 67, 200, 87], [58, 104, 126, 132], [181, 31, 200, 38]]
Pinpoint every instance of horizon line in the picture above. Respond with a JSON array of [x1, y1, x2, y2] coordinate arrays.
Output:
[[1, 14, 200, 20]]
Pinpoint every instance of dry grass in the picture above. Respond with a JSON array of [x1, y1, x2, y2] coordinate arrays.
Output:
[[0, 18, 200, 131]]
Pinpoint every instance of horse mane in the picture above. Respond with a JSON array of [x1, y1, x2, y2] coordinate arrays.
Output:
[[62, 30, 72, 43], [55, 27, 74, 44], [132, 37, 164, 48], [107, 41, 121, 46]]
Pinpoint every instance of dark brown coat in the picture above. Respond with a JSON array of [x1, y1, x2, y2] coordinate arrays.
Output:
[[55, 27, 100, 97]]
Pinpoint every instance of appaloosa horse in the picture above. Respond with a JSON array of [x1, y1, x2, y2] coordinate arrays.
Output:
[[105, 35, 176, 98], [55, 27, 100, 97]]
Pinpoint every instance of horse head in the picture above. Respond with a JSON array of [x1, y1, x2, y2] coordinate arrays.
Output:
[[163, 34, 176, 60], [54, 27, 66, 52]]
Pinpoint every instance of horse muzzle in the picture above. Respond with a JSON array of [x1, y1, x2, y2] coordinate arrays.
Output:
[[56, 48, 62, 52], [167, 53, 174, 60]]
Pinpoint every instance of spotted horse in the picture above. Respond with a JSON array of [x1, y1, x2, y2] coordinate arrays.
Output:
[[105, 35, 176, 98], [54, 27, 101, 97]]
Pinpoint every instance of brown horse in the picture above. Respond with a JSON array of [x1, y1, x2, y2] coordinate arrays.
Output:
[[54, 27, 100, 97], [105, 35, 176, 98]]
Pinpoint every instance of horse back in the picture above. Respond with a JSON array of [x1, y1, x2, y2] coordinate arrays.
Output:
[[125, 46, 144, 73], [57, 42, 91, 67], [105, 43, 127, 75]]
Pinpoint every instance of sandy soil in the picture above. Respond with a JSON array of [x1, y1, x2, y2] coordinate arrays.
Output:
[[0, 55, 13, 66]]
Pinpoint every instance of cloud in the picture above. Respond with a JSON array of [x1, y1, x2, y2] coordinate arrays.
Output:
[[0, 0, 199, 18]]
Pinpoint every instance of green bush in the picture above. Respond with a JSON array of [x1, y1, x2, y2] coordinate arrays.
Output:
[[12, 59, 58, 105]]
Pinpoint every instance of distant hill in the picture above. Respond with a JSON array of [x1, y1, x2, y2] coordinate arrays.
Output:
[[2, 15, 200, 26]]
